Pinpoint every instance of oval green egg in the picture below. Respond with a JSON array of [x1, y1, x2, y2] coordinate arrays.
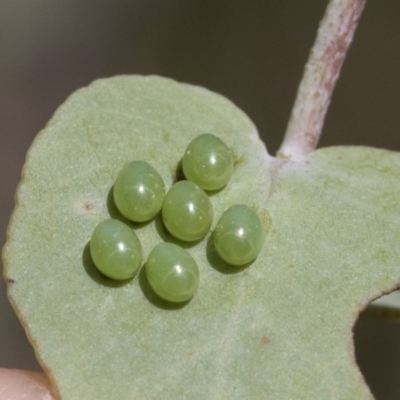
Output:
[[162, 181, 213, 242], [182, 133, 234, 191], [113, 160, 165, 222], [214, 205, 266, 266], [90, 219, 142, 280], [146, 242, 199, 303]]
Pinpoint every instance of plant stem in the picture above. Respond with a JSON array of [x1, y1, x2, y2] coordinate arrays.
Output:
[[277, 0, 367, 161]]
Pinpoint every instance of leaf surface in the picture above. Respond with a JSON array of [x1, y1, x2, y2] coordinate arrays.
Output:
[[3, 76, 400, 399]]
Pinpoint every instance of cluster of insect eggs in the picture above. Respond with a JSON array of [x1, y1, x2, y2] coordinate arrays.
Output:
[[89, 134, 266, 303]]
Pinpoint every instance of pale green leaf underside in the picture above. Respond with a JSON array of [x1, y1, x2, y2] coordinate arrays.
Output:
[[3, 76, 400, 399]]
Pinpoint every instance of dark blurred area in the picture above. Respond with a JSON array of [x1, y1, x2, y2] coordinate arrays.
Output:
[[0, 1, 399, 398]]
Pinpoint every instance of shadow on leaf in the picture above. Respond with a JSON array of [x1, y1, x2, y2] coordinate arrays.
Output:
[[172, 159, 185, 184]]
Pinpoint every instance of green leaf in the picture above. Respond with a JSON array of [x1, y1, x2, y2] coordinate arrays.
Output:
[[3, 76, 400, 399]]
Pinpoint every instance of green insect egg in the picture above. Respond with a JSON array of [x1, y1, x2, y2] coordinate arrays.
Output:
[[113, 161, 165, 222], [214, 205, 266, 266], [146, 242, 199, 303], [162, 181, 213, 242], [90, 219, 142, 280], [182, 133, 234, 191]]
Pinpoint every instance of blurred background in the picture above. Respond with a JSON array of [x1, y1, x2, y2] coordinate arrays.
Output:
[[0, 1, 399, 398]]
